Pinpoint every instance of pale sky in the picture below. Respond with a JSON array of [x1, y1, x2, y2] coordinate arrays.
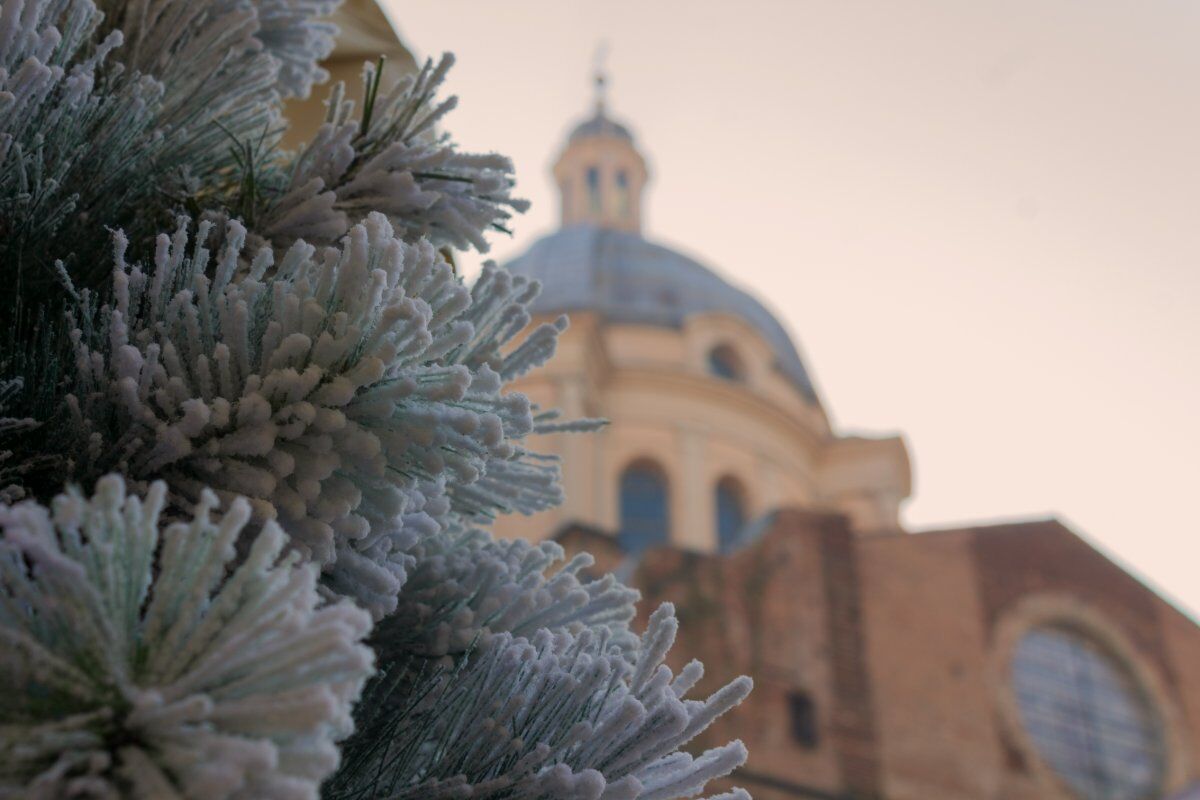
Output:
[[384, 1, 1200, 620]]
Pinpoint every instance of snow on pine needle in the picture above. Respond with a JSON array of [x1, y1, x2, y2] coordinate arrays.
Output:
[[0, 0, 167, 299], [245, 0, 342, 99], [263, 53, 530, 254], [0, 475, 373, 799], [60, 212, 579, 619], [374, 531, 641, 662], [331, 604, 752, 800]]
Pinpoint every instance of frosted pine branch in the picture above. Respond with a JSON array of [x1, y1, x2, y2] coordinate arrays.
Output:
[[264, 54, 530, 253], [375, 529, 640, 661], [0, 475, 374, 798], [254, 0, 341, 99], [94, 0, 280, 175], [56, 213, 566, 618], [332, 602, 752, 800], [0, 0, 165, 295], [0, 0, 350, 308], [1, 0, 753, 794], [0, 379, 42, 502]]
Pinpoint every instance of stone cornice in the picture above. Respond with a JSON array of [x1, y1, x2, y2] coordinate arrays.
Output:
[[603, 365, 829, 454]]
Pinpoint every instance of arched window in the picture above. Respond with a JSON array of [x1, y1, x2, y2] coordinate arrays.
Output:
[[707, 343, 744, 381], [619, 460, 669, 554], [715, 476, 747, 552], [587, 166, 602, 214], [616, 170, 630, 218]]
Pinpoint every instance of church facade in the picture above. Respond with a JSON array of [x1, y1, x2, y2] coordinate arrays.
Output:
[[497, 90, 1200, 800]]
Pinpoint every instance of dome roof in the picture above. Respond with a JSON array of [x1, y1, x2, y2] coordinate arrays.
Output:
[[505, 225, 819, 402], [569, 112, 634, 143]]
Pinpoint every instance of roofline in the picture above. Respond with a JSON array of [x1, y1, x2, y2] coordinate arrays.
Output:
[[911, 515, 1199, 625]]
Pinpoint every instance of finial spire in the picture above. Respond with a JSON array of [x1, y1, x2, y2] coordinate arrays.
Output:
[[592, 42, 609, 115]]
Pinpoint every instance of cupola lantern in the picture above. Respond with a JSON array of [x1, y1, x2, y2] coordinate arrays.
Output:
[[553, 69, 648, 233]]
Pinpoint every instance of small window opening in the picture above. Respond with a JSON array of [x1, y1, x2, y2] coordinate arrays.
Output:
[[707, 344, 743, 381], [616, 170, 630, 218], [788, 691, 819, 749], [587, 166, 602, 214], [715, 476, 747, 553]]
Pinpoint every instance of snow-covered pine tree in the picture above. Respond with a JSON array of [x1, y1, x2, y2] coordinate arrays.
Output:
[[0, 1, 753, 797]]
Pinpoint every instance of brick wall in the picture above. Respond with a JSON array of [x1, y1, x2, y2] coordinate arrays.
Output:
[[857, 530, 1003, 800]]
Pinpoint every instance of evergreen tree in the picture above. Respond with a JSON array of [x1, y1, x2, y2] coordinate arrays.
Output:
[[0, 1, 752, 797]]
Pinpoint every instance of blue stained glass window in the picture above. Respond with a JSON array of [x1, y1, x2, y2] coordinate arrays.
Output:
[[618, 461, 669, 554], [708, 344, 742, 381], [715, 477, 746, 553], [1011, 626, 1164, 800]]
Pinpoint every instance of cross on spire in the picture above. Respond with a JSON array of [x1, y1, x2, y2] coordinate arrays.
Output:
[[592, 42, 609, 115]]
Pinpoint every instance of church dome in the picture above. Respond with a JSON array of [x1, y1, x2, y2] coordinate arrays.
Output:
[[512, 72, 819, 404], [505, 224, 819, 402], [569, 112, 634, 143]]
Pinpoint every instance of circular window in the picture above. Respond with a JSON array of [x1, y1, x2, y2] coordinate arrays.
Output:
[[707, 344, 743, 381], [1011, 625, 1165, 799]]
